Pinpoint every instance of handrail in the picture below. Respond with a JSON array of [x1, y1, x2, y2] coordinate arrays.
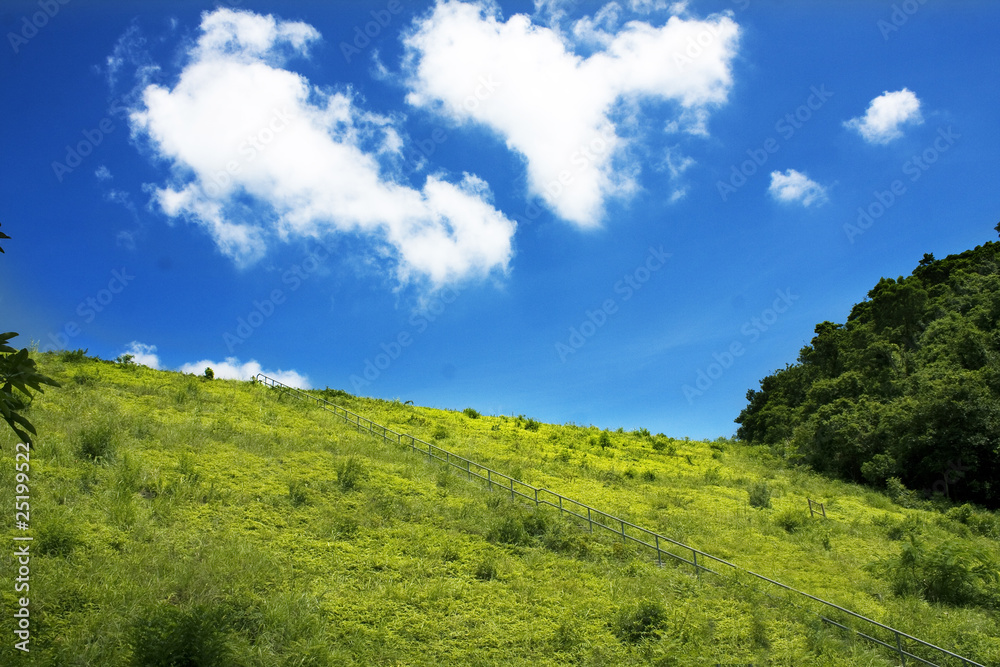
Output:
[[254, 373, 984, 667]]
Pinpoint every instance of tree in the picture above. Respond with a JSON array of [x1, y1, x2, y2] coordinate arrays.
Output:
[[0, 223, 60, 445]]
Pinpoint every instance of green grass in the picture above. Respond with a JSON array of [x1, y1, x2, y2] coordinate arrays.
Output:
[[1, 353, 998, 665]]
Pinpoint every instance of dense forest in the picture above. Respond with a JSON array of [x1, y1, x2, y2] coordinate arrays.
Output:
[[736, 237, 1000, 509]]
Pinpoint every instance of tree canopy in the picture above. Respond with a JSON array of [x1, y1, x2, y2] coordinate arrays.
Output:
[[736, 239, 1000, 508]]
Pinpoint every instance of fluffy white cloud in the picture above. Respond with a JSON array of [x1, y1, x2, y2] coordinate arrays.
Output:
[[768, 169, 828, 207], [403, 0, 739, 227], [844, 88, 923, 145], [179, 356, 310, 388], [122, 341, 162, 369], [130, 8, 515, 286]]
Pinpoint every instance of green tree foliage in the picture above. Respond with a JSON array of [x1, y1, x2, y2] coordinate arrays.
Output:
[[0, 224, 60, 444], [736, 240, 1000, 508]]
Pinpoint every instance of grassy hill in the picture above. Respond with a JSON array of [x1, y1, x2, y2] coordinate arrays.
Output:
[[2, 353, 998, 665]]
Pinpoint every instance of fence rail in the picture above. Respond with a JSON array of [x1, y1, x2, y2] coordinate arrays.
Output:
[[254, 373, 984, 667]]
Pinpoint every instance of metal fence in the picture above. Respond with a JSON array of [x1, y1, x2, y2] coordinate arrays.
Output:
[[254, 373, 984, 667]]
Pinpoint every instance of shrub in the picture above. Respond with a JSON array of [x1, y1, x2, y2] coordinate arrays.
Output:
[[474, 558, 498, 581], [611, 600, 668, 643], [59, 348, 89, 362], [652, 436, 676, 455], [204, 367, 214, 380], [872, 535, 1000, 607], [115, 353, 135, 368], [77, 418, 118, 462], [336, 457, 366, 492], [748, 481, 772, 509], [487, 514, 529, 546], [523, 418, 540, 432], [597, 431, 612, 448], [463, 407, 480, 419], [37, 516, 81, 557], [774, 507, 805, 533], [129, 603, 233, 666], [431, 425, 448, 441], [288, 480, 310, 506]]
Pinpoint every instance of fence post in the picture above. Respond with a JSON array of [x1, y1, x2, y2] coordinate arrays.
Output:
[[587, 507, 593, 532], [487, 469, 492, 491], [621, 519, 626, 543], [534, 488, 539, 506], [895, 631, 906, 666], [655, 535, 662, 567], [510, 477, 514, 500], [693, 549, 700, 578]]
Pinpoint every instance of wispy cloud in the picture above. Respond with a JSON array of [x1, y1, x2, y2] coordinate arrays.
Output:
[[844, 88, 923, 145], [129, 8, 516, 287], [122, 341, 161, 368], [403, 0, 740, 227], [768, 169, 828, 207], [179, 357, 310, 388], [122, 340, 310, 388]]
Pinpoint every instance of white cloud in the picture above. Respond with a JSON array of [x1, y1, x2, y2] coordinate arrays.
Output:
[[129, 8, 515, 286], [768, 169, 828, 207], [123, 341, 161, 369], [179, 356, 310, 388], [844, 88, 923, 145], [402, 0, 739, 227], [95, 165, 112, 181]]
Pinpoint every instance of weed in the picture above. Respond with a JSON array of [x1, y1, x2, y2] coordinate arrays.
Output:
[[288, 480, 310, 506], [77, 416, 119, 462], [748, 481, 772, 509], [612, 600, 668, 643], [774, 507, 805, 533], [336, 456, 366, 491]]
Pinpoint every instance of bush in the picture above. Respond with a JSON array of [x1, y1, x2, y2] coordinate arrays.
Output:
[[204, 367, 214, 380], [59, 348, 89, 362], [129, 603, 233, 666], [288, 480, 310, 506], [77, 418, 118, 462], [774, 507, 805, 533], [336, 457, 366, 492], [463, 407, 480, 419], [611, 600, 668, 643], [872, 535, 1000, 607], [748, 481, 772, 509], [523, 418, 540, 432], [597, 431, 612, 449], [431, 425, 448, 441], [37, 516, 81, 557], [487, 514, 529, 546], [474, 558, 498, 581]]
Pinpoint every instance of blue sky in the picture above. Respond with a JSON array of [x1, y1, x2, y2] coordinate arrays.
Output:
[[2, 0, 998, 439]]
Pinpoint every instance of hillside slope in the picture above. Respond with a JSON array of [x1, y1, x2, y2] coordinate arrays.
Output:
[[1, 354, 998, 665]]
